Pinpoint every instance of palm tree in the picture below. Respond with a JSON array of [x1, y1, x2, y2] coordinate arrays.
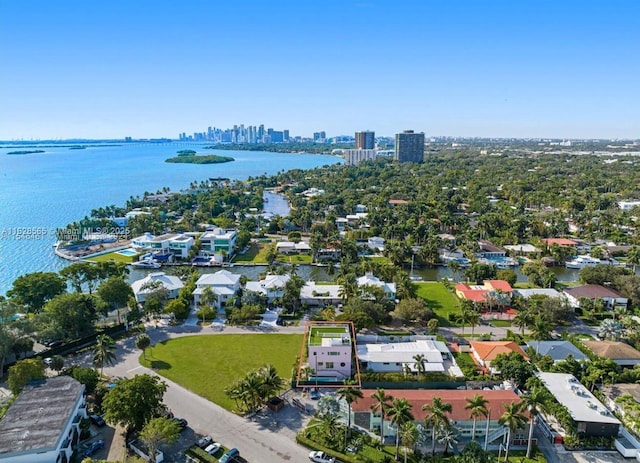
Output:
[[200, 286, 218, 322], [370, 388, 392, 444], [387, 398, 415, 460], [336, 382, 364, 445], [93, 334, 117, 376], [513, 308, 533, 336], [258, 363, 286, 401], [498, 402, 528, 462], [465, 393, 489, 441], [399, 421, 418, 463], [422, 397, 453, 456], [136, 333, 151, 360], [437, 426, 459, 456], [521, 387, 550, 459], [412, 354, 426, 376]]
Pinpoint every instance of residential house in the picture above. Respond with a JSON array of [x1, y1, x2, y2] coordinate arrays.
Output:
[[131, 232, 194, 259], [366, 237, 385, 252], [601, 383, 640, 417], [356, 339, 462, 376], [469, 341, 529, 374], [350, 389, 525, 445], [131, 272, 184, 303], [537, 372, 620, 437], [513, 288, 565, 300], [356, 273, 396, 301], [564, 285, 628, 311], [199, 228, 238, 261], [524, 341, 588, 363], [299, 282, 342, 307], [477, 240, 506, 258], [504, 244, 541, 256], [455, 280, 513, 308], [581, 340, 640, 367], [244, 274, 290, 303], [0, 377, 87, 463], [192, 270, 241, 310], [315, 247, 341, 262], [307, 323, 353, 380], [275, 241, 311, 254]]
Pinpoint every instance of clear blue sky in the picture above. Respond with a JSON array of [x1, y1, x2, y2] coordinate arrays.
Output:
[[1, 0, 639, 140]]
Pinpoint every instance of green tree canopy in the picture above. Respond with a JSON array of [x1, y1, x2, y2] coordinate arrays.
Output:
[[103, 374, 168, 431], [8, 357, 46, 395], [7, 272, 66, 313]]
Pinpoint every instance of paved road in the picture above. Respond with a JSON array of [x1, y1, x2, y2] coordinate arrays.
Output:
[[88, 322, 312, 463]]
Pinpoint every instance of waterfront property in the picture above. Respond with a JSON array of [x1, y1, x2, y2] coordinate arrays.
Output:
[[0, 377, 87, 463], [306, 323, 354, 381], [131, 272, 184, 303], [454, 280, 513, 305], [537, 372, 620, 437], [275, 241, 311, 254], [199, 228, 238, 261], [131, 232, 194, 259], [299, 282, 342, 307], [349, 389, 525, 446], [244, 274, 290, 304], [192, 270, 241, 311], [356, 273, 396, 301], [513, 288, 565, 300]]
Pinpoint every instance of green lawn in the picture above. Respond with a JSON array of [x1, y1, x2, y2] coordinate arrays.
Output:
[[415, 282, 460, 327], [489, 320, 512, 327], [232, 243, 267, 263], [140, 334, 302, 411], [276, 253, 312, 264], [84, 251, 135, 264]]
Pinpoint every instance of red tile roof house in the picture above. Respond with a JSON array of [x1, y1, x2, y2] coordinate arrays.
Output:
[[350, 389, 527, 449], [564, 285, 628, 311], [469, 341, 529, 374], [455, 280, 514, 318]]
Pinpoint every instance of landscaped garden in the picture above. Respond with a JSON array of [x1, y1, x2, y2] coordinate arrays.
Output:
[[139, 334, 302, 411], [84, 250, 136, 264]]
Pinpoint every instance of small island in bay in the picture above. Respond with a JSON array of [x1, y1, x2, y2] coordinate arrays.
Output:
[[7, 150, 46, 155], [165, 150, 234, 164]]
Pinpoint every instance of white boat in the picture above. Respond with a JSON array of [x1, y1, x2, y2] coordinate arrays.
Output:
[[131, 258, 161, 269], [565, 255, 601, 269]]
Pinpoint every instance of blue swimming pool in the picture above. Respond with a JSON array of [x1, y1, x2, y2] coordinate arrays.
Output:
[[117, 249, 138, 256]]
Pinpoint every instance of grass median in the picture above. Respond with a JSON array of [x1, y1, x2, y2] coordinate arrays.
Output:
[[139, 334, 302, 411]]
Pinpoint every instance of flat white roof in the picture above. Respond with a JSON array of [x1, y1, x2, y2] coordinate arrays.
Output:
[[357, 340, 448, 364], [514, 288, 565, 299], [537, 372, 620, 425]]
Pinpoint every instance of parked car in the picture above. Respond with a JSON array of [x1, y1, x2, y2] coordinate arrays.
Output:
[[84, 439, 105, 457], [309, 388, 320, 400], [43, 357, 53, 366], [172, 417, 188, 430], [309, 451, 335, 463], [204, 442, 221, 455], [196, 435, 213, 448], [89, 414, 106, 427], [219, 448, 240, 463]]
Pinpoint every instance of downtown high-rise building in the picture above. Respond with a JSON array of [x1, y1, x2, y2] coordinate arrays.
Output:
[[355, 131, 375, 150], [394, 130, 425, 163]]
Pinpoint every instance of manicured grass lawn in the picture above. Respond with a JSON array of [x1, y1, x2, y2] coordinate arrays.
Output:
[[84, 251, 134, 264], [489, 320, 512, 327], [233, 242, 271, 263], [140, 334, 302, 411], [415, 282, 460, 327], [276, 253, 312, 264]]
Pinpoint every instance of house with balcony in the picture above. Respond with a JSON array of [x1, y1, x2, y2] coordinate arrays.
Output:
[[131, 272, 184, 303], [199, 228, 238, 261], [0, 376, 87, 463], [192, 270, 241, 311], [131, 232, 194, 260], [307, 323, 353, 381], [349, 389, 525, 447], [244, 274, 290, 303]]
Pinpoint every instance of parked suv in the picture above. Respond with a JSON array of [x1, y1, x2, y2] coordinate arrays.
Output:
[[219, 448, 240, 463]]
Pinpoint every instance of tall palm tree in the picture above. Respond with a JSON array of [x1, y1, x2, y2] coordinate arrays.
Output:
[[412, 354, 426, 376], [258, 363, 286, 401], [437, 426, 459, 456], [200, 286, 218, 322], [370, 388, 392, 444], [465, 393, 489, 441], [387, 398, 415, 460], [521, 387, 550, 459], [498, 402, 528, 462], [93, 334, 116, 376], [336, 382, 364, 445], [399, 421, 418, 463], [422, 397, 453, 456]]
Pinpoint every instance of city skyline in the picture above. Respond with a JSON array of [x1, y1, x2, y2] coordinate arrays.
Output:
[[1, 1, 639, 140]]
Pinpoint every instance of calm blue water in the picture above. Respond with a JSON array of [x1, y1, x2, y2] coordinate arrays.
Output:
[[0, 142, 341, 294]]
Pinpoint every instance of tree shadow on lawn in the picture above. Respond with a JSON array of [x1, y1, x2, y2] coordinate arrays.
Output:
[[251, 405, 306, 434], [149, 360, 171, 371]]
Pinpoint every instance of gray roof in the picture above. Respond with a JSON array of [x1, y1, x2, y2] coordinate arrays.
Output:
[[525, 341, 588, 362], [0, 376, 84, 456]]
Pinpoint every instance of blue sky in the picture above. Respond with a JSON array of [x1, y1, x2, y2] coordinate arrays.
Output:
[[1, 0, 639, 139]]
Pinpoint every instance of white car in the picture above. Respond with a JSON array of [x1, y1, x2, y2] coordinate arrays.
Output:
[[204, 442, 221, 455], [309, 450, 335, 463]]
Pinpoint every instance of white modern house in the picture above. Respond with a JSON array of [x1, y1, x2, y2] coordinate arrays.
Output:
[[244, 274, 290, 303], [357, 339, 460, 376], [275, 241, 311, 254], [367, 237, 385, 252], [307, 323, 353, 380], [192, 270, 241, 310], [131, 232, 194, 259], [356, 273, 396, 301], [0, 377, 87, 463], [199, 228, 238, 261], [131, 272, 184, 303], [299, 282, 342, 307]]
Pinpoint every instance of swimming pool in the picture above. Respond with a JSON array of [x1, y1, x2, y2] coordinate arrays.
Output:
[[117, 248, 138, 257]]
